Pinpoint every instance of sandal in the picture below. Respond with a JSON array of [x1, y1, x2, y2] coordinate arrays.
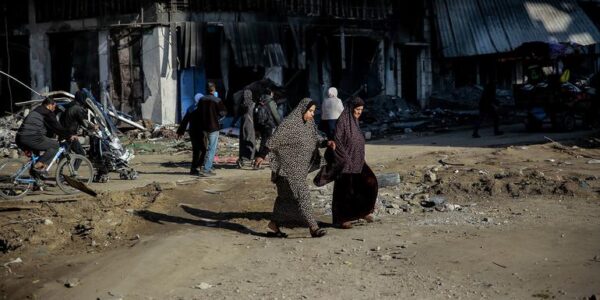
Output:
[[338, 222, 353, 229], [266, 221, 287, 238], [310, 228, 327, 238], [266, 230, 288, 238], [363, 214, 375, 223]]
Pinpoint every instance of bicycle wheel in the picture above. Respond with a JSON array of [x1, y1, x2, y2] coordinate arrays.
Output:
[[56, 154, 94, 195], [0, 159, 32, 199]]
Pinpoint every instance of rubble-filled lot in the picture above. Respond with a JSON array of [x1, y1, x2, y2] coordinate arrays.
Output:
[[1, 130, 599, 299]]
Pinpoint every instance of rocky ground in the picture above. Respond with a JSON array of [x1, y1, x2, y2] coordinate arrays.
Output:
[[0, 125, 599, 299]]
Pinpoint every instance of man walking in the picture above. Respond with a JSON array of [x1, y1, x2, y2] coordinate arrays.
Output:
[[255, 87, 281, 156], [197, 82, 227, 176], [177, 93, 206, 175]]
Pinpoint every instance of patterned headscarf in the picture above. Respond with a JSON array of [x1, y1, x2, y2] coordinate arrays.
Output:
[[334, 97, 366, 174], [267, 98, 324, 179]]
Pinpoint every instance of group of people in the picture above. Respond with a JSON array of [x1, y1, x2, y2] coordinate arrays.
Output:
[[177, 82, 227, 177], [253, 92, 378, 238], [178, 82, 376, 237], [237, 87, 283, 168], [15, 87, 98, 177]]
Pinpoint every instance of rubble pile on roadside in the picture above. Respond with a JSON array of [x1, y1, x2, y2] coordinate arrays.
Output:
[[0, 113, 24, 159], [0, 182, 172, 256], [308, 145, 599, 219], [358, 92, 517, 140]]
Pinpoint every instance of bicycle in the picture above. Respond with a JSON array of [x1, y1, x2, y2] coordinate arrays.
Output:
[[0, 141, 94, 199]]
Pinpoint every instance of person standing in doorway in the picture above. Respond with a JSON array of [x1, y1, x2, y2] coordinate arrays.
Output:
[[197, 82, 227, 177], [320, 87, 344, 140], [473, 80, 503, 138]]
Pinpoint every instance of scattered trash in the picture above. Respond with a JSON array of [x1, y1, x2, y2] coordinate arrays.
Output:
[[587, 159, 600, 164]]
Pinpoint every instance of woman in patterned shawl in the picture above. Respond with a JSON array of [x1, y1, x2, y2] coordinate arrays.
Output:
[[326, 96, 378, 229], [254, 98, 335, 238], [237, 89, 256, 167]]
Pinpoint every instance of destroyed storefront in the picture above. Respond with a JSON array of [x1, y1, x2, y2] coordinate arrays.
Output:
[[1, 1, 432, 125], [170, 1, 431, 123], [428, 0, 600, 110]]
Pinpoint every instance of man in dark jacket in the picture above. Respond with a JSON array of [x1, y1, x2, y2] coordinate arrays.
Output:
[[255, 87, 282, 156], [196, 82, 227, 176], [177, 92, 207, 175], [16, 97, 77, 172]]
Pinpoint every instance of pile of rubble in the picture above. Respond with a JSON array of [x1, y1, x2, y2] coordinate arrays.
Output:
[[0, 113, 24, 159], [308, 159, 598, 219], [356, 87, 518, 140]]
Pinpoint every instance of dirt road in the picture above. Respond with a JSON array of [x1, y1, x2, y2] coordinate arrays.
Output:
[[1, 126, 599, 299]]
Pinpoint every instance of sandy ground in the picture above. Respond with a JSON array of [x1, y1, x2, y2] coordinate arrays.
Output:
[[1, 125, 599, 300]]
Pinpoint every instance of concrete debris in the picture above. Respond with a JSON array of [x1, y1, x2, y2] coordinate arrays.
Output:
[[64, 278, 80, 288], [0, 114, 23, 158], [194, 282, 213, 290], [3, 257, 23, 267], [376, 173, 401, 187], [425, 170, 437, 182]]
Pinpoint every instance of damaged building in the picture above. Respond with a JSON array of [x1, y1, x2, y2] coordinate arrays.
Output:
[[428, 0, 600, 108], [1, 0, 600, 124], [0, 0, 431, 124]]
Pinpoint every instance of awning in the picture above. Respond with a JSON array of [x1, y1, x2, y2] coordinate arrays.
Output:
[[433, 0, 600, 57], [223, 23, 287, 68]]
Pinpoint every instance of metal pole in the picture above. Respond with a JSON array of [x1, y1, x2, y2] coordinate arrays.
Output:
[[0, 70, 42, 97]]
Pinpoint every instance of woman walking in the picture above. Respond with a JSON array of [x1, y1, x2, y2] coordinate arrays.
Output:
[[237, 89, 256, 168], [320, 87, 344, 140], [315, 97, 378, 229], [255, 98, 335, 238]]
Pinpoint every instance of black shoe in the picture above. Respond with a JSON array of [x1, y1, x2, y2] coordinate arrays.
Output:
[[30, 168, 49, 179], [190, 169, 200, 176]]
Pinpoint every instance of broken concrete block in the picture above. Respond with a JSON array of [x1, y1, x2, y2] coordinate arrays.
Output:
[[377, 173, 401, 187]]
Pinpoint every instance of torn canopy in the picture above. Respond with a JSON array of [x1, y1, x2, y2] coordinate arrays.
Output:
[[223, 22, 287, 68]]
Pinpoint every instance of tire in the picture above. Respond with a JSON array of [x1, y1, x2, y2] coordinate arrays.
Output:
[[0, 159, 32, 199], [56, 154, 94, 194], [553, 112, 576, 132], [561, 113, 576, 132]]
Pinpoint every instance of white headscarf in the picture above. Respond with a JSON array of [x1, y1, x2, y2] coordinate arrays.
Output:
[[327, 87, 338, 98]]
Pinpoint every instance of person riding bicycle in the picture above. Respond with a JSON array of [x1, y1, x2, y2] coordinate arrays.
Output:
[[15, 97, 78, 174]]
